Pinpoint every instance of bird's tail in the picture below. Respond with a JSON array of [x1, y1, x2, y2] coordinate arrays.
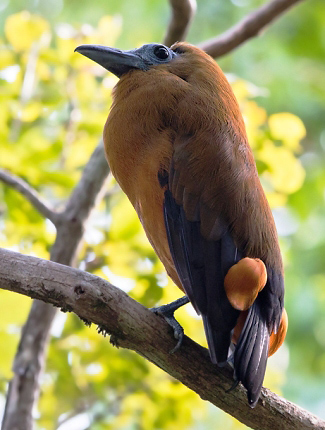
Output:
[[202, 315, 232, 365], [233, 300, 269, 407], [202, 299, 269, 407]]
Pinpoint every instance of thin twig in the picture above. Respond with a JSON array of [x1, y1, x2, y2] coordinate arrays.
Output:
[[0, 247, 324, 430], [0, 168, 59, 224], [163, 0, 197, 46], [198, 0, 304, 58]]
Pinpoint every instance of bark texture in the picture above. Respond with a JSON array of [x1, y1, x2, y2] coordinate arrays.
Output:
[[0, 248, 324, 430]]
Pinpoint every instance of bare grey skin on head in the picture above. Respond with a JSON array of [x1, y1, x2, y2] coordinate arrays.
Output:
[[75, 43, 178, 77]]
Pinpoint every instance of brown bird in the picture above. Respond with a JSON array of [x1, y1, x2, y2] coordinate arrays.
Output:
[[75, 42, 288, 407]]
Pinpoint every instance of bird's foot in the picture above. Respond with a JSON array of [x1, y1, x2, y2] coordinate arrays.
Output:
[[150, 296, 190, 354]]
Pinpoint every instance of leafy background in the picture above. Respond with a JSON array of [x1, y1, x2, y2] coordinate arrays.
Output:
[[0, 0, 325, 428]]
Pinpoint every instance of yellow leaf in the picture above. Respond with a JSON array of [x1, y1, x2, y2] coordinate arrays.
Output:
[[0, 290, 31, 378], [245, 101, 267, 127], [53, 64, 68, 83], [264, 191, 288, 208], [64, 134, 98, 171], [75, 72, 97, 100], [36, 61, 51, 80], [0, 104, 9, 136], [5, 11, 50, 52], [0, 290, 31, 329], [20, 100, 42, 122], [97, 15, 122, 46], [0, 146, 21, 170], [105, 242, 138, 278], [231, 79, 250, 102], [0, 47, 16, 69], [269, 112, 306, 151], [243, 101, 267, 148], [258, 141, 305, 194], [110, 194, 140, 239], [56, 36, 78, 63]]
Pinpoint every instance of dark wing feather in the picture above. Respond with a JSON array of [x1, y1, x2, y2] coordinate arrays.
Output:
[[164, 188, 240, 364], [260, 268, 285, 333]]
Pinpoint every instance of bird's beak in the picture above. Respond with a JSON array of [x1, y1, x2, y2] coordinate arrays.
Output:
[[75, 44, 146, 78]]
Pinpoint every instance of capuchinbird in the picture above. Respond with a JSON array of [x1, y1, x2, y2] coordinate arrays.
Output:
[[75, 42, 288, 407]]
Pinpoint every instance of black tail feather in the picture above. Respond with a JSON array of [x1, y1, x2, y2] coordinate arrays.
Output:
[[234, 301, 269, 407], [202, 314, 230, 365]]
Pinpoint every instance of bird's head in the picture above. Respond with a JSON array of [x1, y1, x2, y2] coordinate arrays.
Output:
[[74, 43, 180, 78], [74, 42, 223, 85], [75, 42, 242, 135]]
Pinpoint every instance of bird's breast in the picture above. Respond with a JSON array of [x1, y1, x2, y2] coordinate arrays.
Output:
[[103, 115, 182, 288]]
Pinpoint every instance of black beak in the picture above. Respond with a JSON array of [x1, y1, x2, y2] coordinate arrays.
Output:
[[74, 44, 147, 78]]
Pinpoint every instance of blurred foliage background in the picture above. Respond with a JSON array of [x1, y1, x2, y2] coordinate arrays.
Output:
[[0, 0, 325, 428]]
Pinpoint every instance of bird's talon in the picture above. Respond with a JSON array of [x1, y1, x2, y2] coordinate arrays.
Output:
[[150, 296, 188, 352], [169, 335, 183, 354], [226, 378, 240, 393]]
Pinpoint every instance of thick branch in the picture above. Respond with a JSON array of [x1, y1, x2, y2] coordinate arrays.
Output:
[[163, 0, 197, 46], [0, 168, 58, 224], [198, 0, 304, 58], [1, 248, 324, 430]]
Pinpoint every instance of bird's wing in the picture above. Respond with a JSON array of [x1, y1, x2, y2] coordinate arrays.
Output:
[[162, 185, 240, 364], [161, 133, 283, 406], [160, 133, 246, 363]]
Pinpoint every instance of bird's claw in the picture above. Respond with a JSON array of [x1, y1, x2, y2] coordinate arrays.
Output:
[[163, 314, 184, 353], [150, 296, 189, 353], [226, 378, 240, 393]]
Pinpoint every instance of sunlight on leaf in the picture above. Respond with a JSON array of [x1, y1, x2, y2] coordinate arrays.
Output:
[[269, 112, 306, 151], [20, 100, 42, 122], [5, 11, 50, 51], [97, 15, 122, 46], [258, 141, 306, 194], [0, 47, 16, 69], [243, 101, 267, 148]]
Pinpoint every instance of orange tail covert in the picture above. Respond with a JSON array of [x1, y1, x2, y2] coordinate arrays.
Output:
[[269, 308, 288, 357], [224, 257, 267, 311], [75, 41, 287, 407]]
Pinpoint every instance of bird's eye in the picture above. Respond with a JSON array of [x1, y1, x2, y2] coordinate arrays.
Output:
[[153, 46, 169, 60]]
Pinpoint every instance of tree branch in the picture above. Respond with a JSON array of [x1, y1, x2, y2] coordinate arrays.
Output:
[[163, 0, 197, 46], [198, 0, 305, 58], [0, 168, 59, 225], [1, 248, 324, 430], [1, 142, 110, 430]]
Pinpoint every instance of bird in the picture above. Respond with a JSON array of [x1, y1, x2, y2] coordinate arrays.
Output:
[[75, 41, 288, 407]]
